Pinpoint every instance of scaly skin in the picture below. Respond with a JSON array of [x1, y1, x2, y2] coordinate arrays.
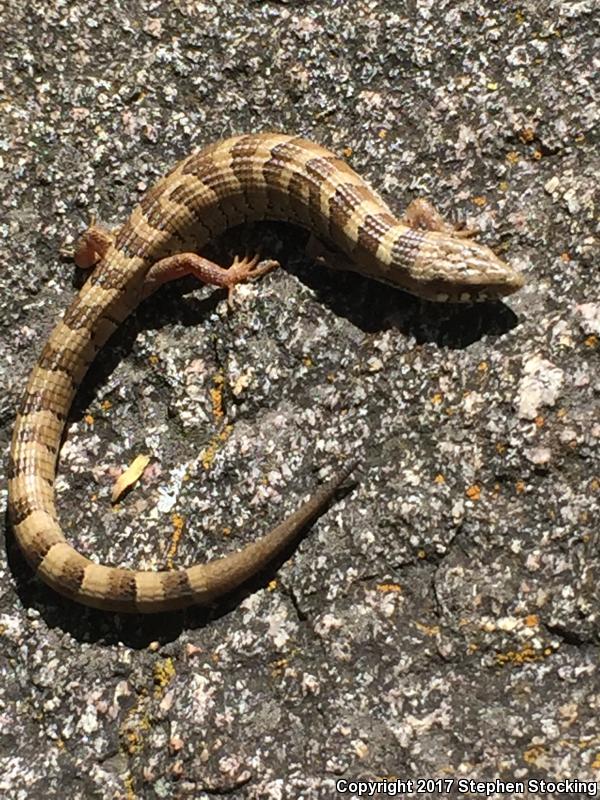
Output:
[[8, 133, 524, 612]]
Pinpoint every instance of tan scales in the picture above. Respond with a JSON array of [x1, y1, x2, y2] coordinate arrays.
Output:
[[8, 133, 525, 612]]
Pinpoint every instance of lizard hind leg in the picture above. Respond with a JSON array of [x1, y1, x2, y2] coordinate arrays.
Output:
[[72, 216, 116, 268], [141, 251, 280, 305]]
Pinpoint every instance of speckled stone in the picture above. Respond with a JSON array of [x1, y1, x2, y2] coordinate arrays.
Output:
[[1, 1, 598, 798]]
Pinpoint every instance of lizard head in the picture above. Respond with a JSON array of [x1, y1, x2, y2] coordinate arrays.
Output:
[[407, 232, 525, 303]]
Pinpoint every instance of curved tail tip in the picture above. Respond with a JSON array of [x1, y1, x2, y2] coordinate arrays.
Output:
[[333, 457, 361, 486]]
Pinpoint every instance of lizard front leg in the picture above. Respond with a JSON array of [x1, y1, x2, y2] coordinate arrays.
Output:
[[402, 198, 477, 239]]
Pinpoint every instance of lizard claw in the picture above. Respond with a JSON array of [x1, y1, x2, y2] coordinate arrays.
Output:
[[226, 253, 280, 307]]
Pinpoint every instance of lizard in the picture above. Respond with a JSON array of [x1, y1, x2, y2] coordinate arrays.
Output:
[[8, 133, 525, 612]]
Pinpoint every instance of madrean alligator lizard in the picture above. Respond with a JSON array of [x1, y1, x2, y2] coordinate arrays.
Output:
[[8, 133, 524, 613]]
